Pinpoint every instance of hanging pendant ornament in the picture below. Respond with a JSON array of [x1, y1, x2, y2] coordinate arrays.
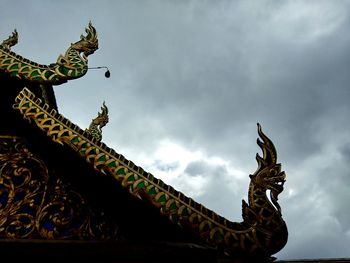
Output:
[[88, 66, 111, 78]]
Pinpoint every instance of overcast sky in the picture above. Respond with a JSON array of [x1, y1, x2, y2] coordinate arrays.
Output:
[[2, 0, 350, 260]]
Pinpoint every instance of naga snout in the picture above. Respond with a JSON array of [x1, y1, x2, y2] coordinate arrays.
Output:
[[264, 169, 286, 194]]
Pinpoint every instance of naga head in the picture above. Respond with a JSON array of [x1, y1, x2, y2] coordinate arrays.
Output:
[[1, 29, 18, 49], [70, 22, 98, 59], [93, 101, 109, 128], [249, 123, 286, 214], [85, 102, 109, 142]]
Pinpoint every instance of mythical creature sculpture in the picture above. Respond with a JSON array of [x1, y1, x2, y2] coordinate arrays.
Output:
[[1, 29, 18, 49], [14, 88, 288, 259], [85, 102, 109, 142], [0, 22, 98, 85]]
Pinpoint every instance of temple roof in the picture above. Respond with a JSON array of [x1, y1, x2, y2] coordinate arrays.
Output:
[[0, 23, 288, 262]]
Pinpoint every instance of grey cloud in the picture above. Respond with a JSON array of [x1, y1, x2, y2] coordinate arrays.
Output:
[[184, 160, 214, 177], [153, 160, 180, 173], [183, 159, 248, 221], [92, 0, 350, 169]]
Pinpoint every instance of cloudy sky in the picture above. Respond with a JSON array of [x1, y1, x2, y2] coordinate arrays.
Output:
[[2, 0, 350, 260]]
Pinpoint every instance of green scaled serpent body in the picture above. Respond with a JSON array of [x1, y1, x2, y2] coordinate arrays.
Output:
[[0, 22, 98, 85]]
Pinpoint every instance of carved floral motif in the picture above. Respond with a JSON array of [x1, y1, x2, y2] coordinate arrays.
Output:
[[0, 135, 118, 240]]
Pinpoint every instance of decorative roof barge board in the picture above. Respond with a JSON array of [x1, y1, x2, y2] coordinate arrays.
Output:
[[13, 87, 288, 258]]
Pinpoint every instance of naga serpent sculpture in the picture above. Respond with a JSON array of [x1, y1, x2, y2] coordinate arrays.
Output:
[[85, 102, 109, 142], [0, 22, 98, 85], [13, 87, 288, 258]]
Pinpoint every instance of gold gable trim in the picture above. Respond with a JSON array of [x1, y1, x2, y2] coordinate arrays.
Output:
[[13, 87, 288, 258]]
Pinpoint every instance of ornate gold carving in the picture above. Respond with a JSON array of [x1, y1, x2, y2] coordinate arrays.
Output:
[[13, 87, 287, 258], [0, 22, 98, 85], [85, 102, 109, 142], [0, 135, 118, 240], [1, 29, 18, 50], [56, 21, 98, 68], [0, 136, 47, 238]]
